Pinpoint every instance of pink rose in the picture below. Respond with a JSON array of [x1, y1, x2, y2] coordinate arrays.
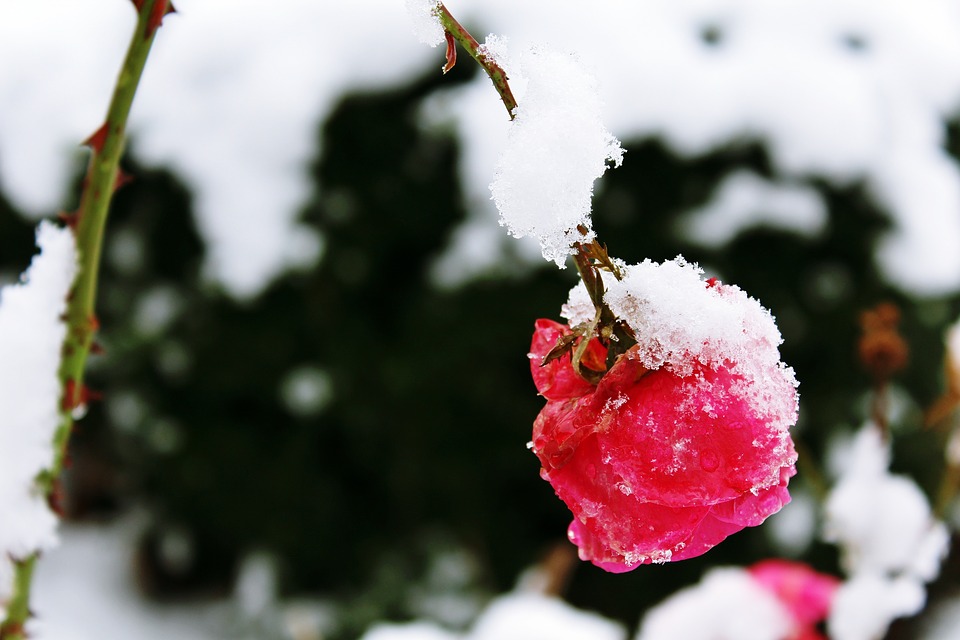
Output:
[[749, 560, 840, 640], [529, 316, 798, 572]]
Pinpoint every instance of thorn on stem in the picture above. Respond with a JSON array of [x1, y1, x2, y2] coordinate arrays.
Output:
[[82, 123, 109, 154], [61, 379, 102, 414], [131, 0, 176, 38], [442, 31, 457, 74], [114, 169, 134, 193], [47, 479, 66, 518], [58, 210, 80, 231]]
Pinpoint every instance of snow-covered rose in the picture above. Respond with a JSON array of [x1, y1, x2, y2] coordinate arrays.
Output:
[[529, 258, 798, 571]]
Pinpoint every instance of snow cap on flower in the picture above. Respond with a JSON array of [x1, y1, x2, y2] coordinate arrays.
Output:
[[490, 45, 623, 266], [0, 221, 77, 613], [531, 257, 798, 571]]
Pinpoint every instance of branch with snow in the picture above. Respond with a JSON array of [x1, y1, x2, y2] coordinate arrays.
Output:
[[0, 222, 77, 620]]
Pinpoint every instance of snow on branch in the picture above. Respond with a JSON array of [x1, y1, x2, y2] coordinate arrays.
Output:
[[0, 222, 77, 614]]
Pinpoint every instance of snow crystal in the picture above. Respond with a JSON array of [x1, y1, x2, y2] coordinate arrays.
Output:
[[828, 574, 925, 640], [0, 221, 76, 612], [635, 567, 792, 640], [679, 170, 827, 247], [559, 279, 598, 327], [478, 35, 513, 77], [602, 257, 789, 379], [405, 0, 444, 47], [490, 45, 623, 266]]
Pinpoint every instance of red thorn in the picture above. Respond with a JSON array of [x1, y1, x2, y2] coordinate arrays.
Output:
[[58, 210, 80, 231], [442, 31, 457, 74], [62, 379, 102, 413], [88, 314, 101, 333], [47, 479, 66, 518], [132, 0, 176, 38], [114, 169, 134, 192], [82, 123, 109, 154], [706, 277, 720, 288], [90, 342, 106, 356]]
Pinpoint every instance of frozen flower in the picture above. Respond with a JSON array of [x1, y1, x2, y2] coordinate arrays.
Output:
[[529, 258, 798, 571]]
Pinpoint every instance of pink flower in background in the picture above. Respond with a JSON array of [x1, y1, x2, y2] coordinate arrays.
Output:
[[529, 259, 799, 572], [748, 560, 840, 640]]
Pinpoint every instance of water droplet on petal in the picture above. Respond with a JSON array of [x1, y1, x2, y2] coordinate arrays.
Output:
[[700, 449, 720, 472]]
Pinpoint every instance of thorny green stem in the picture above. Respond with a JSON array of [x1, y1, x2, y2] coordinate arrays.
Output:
[[436, 3, 518, 119], [1, 3, 167, 637]]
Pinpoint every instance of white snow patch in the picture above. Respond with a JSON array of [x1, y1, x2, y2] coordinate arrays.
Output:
[[405, 0, 444, 47], [828, 574, 926, 640], [823, 423, 951, 640], [680, 170, 827, 246], [490, 45, 623, 266], [0, 221, 76, 614], [635, 567, 792, 640]]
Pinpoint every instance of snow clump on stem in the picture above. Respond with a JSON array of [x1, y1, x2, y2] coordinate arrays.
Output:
[[490, 45, 623, 266], [0, 221, 76, 614]]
